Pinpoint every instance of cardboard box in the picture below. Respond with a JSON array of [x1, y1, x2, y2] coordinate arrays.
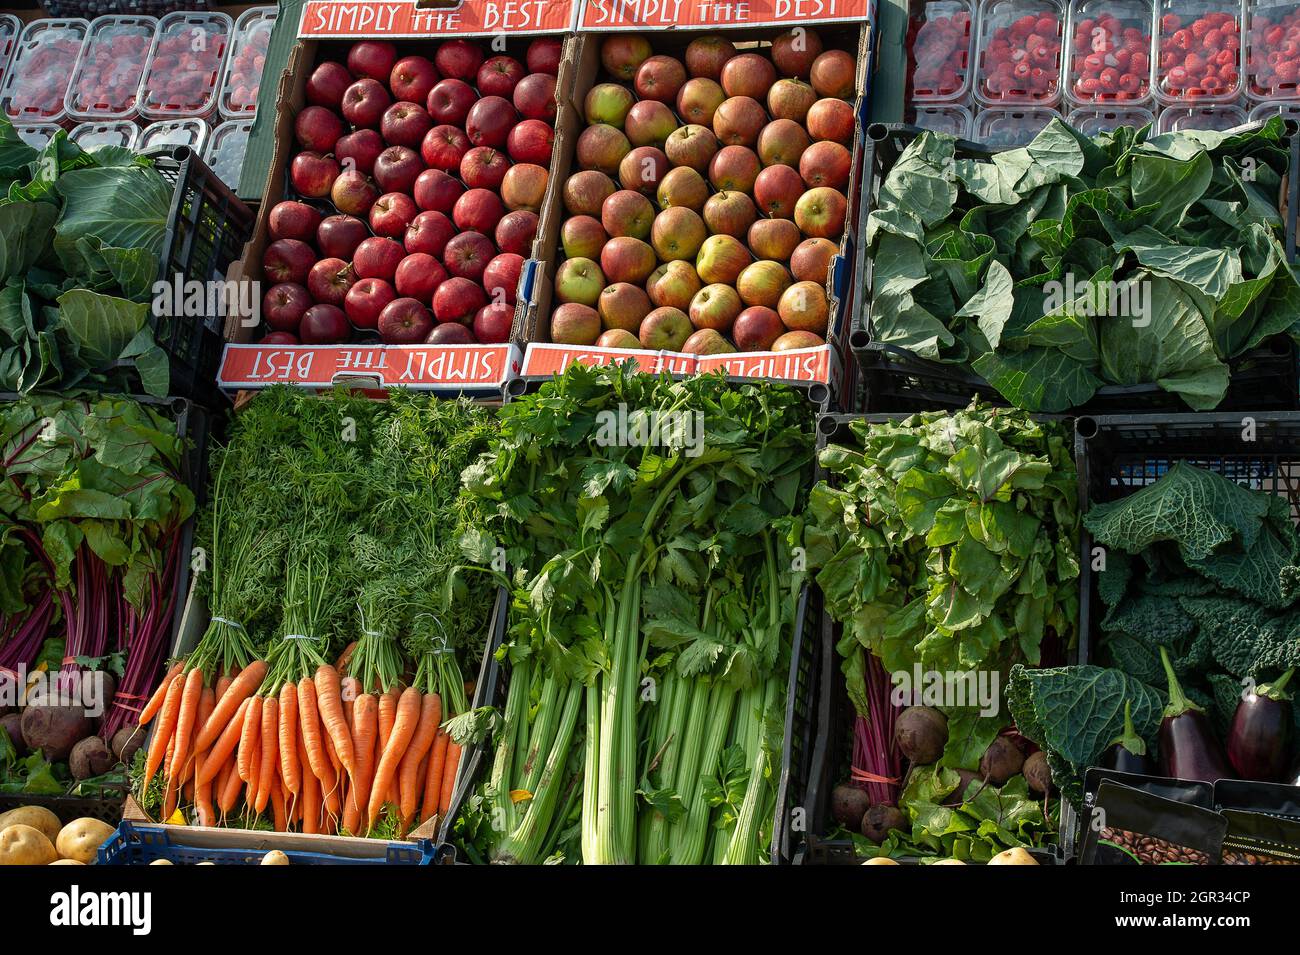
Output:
[[222, 1, 580, 396], [516, 5, 873, 400]]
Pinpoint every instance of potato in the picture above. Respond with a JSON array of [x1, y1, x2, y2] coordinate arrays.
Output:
[[933, 859, 967, 865], [149, 859, 173, 865], [56, 818, 116, 864], [196, 861, 216, 866], [50, 859, 86, 865], [988, 847, 1039, 865], [0, 824, 58, 865], [261, 850, 290, 865], [862, 857, 900, 865], [0, 805, 61, 844]]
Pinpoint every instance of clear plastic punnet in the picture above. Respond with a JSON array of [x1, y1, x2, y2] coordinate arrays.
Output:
[[910, 0, 978, 102], [1066, 103, 1157, 130], [1155, 102, 1250, 128], [1245, 0, 1300, 100], [219, 6, 275, 120], [138, 117, 209, 155], [913, 104, 976, 134], [973, 105, 1063, 142], [204, 118, 252, 190], [1153, 0, 1246, 105], [0, 15, 21, 89], [0, 19, 88, 125], [974, 0, 1067, 106], [69, 120, 140, 150], [139, 10, 232, 121], [65, 15, 157, 121], [1249, 96, 1300, 116], [13, 123, 62, 149], [1065, 0, 1155, 105]]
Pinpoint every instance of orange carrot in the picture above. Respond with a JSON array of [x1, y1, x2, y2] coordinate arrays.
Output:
[[184, 685, 216, 804], [335, 641, 358, 673], [398, 693, 441, 826], [439, 740, 460, 815], [194, 659, 268, 752], [341, 675, 359, 733], [321, 723, 342, 820], [140, 662, 183, 725], [196, 697, 250, 786], [378, 689, 399, 803], [299, 723, 320, 835], [143, 673, 184, 792], [344, 694, 378, 835], [214, 669, 235, 708], [278, 681, 301, 797], [255, 697, 279, 813], [367, 687, 421, 828], [422, 730, 450, 824], [297, 677, 330, 784], [216, 753, 241, 821], [314, 665, 356, 779], [270, 779, 287, 831], [237, 696, 262, 782], [168, 667, 205, 782]]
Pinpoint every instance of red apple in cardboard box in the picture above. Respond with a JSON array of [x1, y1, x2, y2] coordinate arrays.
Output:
[[390, 54, 439, 103], [635, 55, 687, 103], [269, 201, 322, 242], [650, 207, 708, 262], [443, 231, 495, 283], [702, 190, 758, 239], [435, 39, 484, 81], [344, 277, 396, 330], [260, 331, 299, 345], [501, 164, 548, 213], [453, 188, 505, 234], [695, 234, 751, 285], [721, 53, 777, 99], [624, 100, 678, 148], [335, 128, 384, 175], [300, 304, 351, 343], [263, 239, 315, 284], [685, 35, 737, 79], [473, 302, 514, 343], [794, 187, 847, 239], [381, 101, 433, 149], [712, 97, 767, 147], [394, 253, 447, 303], [677, 77, 726, 126], [790, 237, 837, 283], [585, 82, 635, 127], [289, 152, 340, 197], [577, 124, 632, 176], [772, 27, 824, 79], [460, 146, 510, 190], [598, 282, 653, 332], [664, 124, 719, 172], [466, 96, 519, 149], [306, 61, 352, 109], [754, 164, 804, 219], [683, 328, 736, 354], [263, 282, 311, 332], [600, 35, 652, 80], [773, 329, 825, 349], [562, 215, 608, 260], [378, 297, 434, 344], [295, 105, 344, 153], [768, 78, 818, 122], [733, 305, 785, 351], [317, 214, 368, 260], [433, 276, 488, 324], [748, 218, 802, 261], [374, 145, 424, 193], [413, 168, 464, 213], [554, 257, 605, 307], [405, 210, 456, 259], [507, 119, 554, 164], [807, 97, 855, 144], [646, 260, 702, 310], [330, 170, 379, 216], [426, 78, 476, 125], [778, 280, 829, 334], [688, 283, 743, 331], [495, 210, 539, 256], [810, 50, 856, 98], [563, 170, 617, 216], [421, 125, 470, 173], [708, 145, 761, 193], [348, 41, 397, 82], [527, 37, 563, 75], [483, 252, 524, 305], [736, 260, 792, 309], [757, 118, 811, 168], [341, 78, 391, 128], [513, 73, 557, 121], [800, 141, 851, 190], [656, 167, 709, 211], [353, 237, 405, 282], [551, 302, 601, 345], [598, 328, 640, 348], [601, 190, 655, 240], [477, 55, 524, 97], [639, 306, 692, 351], [308, 257, 357, 306], [618, 146, 669, 195], [370, 192, 418, 237], [428, 322, 475, 344], [600, 237, 656, 285]]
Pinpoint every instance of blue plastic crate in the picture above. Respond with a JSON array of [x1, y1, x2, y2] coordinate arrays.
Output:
[[96, 822, 447, 866]]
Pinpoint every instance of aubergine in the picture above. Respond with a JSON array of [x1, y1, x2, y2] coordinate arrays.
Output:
[[1157, 646, 1234, 784], [1101, 700, 1155, 775], [1227, 668, 1293, 781]]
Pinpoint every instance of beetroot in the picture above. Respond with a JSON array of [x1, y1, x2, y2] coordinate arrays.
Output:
[[111, 726, 144, 765], [980, 736, 1025, 785], [70, 735, 115, 779], [0, 713, 25, 754], [894, 706, 948, 765], [830, 783, 871, 828], [861, 804, 907, 843], [19, 704, 92, 762], [941, 768, 982, 806], [1023, 750, 1053, 795]]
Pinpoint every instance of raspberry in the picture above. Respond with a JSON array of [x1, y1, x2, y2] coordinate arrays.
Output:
[[1014, 61, 1032, 79], [1161, 13, 1181, 33], [1192, 18, 1211, 40], [1172, 29, 1192, 50], [1131, 52, 1149, 73], [1277, 59, 1300, 81], [1119, 72, 1141, 93], [1077, 75, 1100, 94], [1204, 27, 1223, 49], [1167, 64, 1189, 85], [1185, 52, 1205, 71], [1035, 16, 1057, 36], [1216, 48, 1235, 67], [1099, 66, 1120, 89]]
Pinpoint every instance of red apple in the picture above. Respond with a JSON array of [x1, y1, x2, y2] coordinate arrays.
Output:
[[262, 282, 311, 331], [646, 260, 702, 309], [300, 303, 350, 343], [526, 37, 563, 76], [624, 100, 677, 148], [295, 105, 344, 152], [420, 125, 470, 173], [501, 164, 547, 212], [676, 77, 726, 126], [348, 41, 397, 82], [427, 322, 475, 344], [466, 96, 518, 148], [708, 145, 761, 192], [807, 98, 855, 144], [664, 124, 719, 172], [341, 78, 391, 128], [435, 39, 484, 81], [483, 252, 524, 305], [260, 331, 299, 345], [682, 328, 735, 354], [736, 260, 792, 308], [513, 72, 557, 122], [563, 170, 617, 216], [394, 253, 447, 303], [413, 168, 464, 213], [433, 276, 487, 324], [577, 124, 632, 175], [754, 164, 805, 219], [459, 146, 510, 190], [378, 297, 434, 343], [330, 170, 379, 216], [794, 187, 847, 238], [600, 35, 652, 80], [602, 189, 655, 240], [650, 206, 707, 261], [335, 128, 384, 175], [477, 55, 524, 97], [353, 237, 405, 281], [495, 210, 539, 255], [374, 145, 425, 194], [800, 140, 851, 190], [810, 49, 856, 98], [721, 53, 777, 99], [778, 280, 829, 334], [619, 146, 669, 195], [561, 215, 607, 259], [390, 55, 439, 103], [586, 83, 635, 127], [306, 61, 352, 109], [635, 55, 687, 103], [289, 152, 340, 197], [656, 167, 709, 211], [443, 231, 495, 282], [732, 305, 784, 351], [381, 101, 433, 149], [506, 119, 554, 164], [370, 191, 418, 237], [685, 35, 737, 79], [473, 302, 514, 343], [316, 214, 369, 259], [597, 282, 652, 331], [269, 201, 322, 241], [688, 283, 743, 331], [308, 257, 357, 306], [554, 258, 605, 306], [768, 78, 819, 123], [263, 239, 315, 284], [790, 237, 837, 283], [551, 302, 601, 345], [344, 277, 396, 329], [713, 96, 767, 147], [404, 210, 456, 258], [772, 27, 824, 79], [426, 78, 476, 125], [702, 190, 758, 239], [638, 306, 693, 350], [748, 218, 802, 261], [772, 330, 825, 350], [453, 188, 505, 234], [598, 328, 640, 349], [599, 236, 656, 285], [757, 118, 811, 168], [696, 234, 751, 284]]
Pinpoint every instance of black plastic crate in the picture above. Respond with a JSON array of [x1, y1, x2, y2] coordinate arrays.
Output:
[[852, 121, 1300, 414], [144, 145, 255, 408], [1061, 411, 1300, 859], [0, 784, 128, 827]]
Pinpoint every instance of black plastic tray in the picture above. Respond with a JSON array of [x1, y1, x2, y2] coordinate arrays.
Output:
[[852, 121, 1300, 414], [0, 785, 128, 826]]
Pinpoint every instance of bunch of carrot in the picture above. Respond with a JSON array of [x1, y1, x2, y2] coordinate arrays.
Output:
[[134, 651, 462, 836]]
